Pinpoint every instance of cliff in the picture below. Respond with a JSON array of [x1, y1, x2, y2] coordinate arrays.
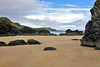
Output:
[[81, 0, 100, 49], [0, 17, 50, 36]]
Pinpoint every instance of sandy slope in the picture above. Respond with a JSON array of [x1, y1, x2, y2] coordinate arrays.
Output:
[[0, 36, 100, 67]]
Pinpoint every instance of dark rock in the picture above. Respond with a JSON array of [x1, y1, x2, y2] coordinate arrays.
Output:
[[27, 39, 41, 45], [35, 28, 50, 34], [0, 17, 50, 36], [19, 26, 38, 34], [65, 29, 83, 36], [8, 40, 27, 46], [72, 39, 80, 41], [66, 29, 83, 33], [66, 29, 72, 33], [44, 47, 56, 51], [0, 18, 12, 35], [0, 41, 7, 46], [95, 46, 100, 50], [81, 0, 100, 49]]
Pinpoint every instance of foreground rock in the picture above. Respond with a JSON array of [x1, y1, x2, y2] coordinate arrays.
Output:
[[27, 39, 41, 45], [72, 39, 80, 41], [44, 47, 56, 51], [8, 40, 27, 46], [81, 0, 100, 49], [0, 41, 7, 46]]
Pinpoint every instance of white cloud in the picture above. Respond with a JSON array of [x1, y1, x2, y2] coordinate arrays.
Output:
[[0, 0, 91, 31], [0, 0, 39, 16], [41, 1, 54, 5], [63, 4, 77, 7], [60, 25, 76, 28], [25, 13, 85, 23], [25, 7, 90, 23]]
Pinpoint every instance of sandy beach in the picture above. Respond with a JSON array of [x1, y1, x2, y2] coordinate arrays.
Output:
[[0, 36, 100, 67]]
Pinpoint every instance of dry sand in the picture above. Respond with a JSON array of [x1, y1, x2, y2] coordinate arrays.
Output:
[[0, 36, 100, 67]]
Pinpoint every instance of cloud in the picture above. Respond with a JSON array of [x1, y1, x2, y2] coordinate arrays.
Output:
[[25, 7, 91, 23], [0, 0, 91, 31], [41, 1, 54, 5], [0, 0, 39, 16], [25, 13, 85, 23], [63, 4, 77, 7], [23, 6, 91, 30]]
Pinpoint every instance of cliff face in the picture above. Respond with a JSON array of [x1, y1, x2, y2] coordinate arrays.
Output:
[[81, 0, 100, 49], [0, 17, 50, 36]]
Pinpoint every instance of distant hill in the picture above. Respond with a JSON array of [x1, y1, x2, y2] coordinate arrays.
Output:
[[35, 27, 56, 31], [0, 17, 50, 36]]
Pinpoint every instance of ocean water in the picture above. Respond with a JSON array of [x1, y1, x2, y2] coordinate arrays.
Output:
[[50, 31, 66, 35]]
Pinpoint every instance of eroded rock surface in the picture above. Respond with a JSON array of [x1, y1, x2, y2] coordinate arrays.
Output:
[[81, 0, 100, 49]]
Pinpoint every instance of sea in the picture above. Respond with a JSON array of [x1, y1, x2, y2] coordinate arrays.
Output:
[[50, 31, 66, 35]]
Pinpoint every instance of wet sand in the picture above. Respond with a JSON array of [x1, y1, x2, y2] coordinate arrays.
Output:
[[0, 36, 100, 67]]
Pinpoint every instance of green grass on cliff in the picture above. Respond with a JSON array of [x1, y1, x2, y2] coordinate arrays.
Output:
[[34, 27, 56, 31], [0, 17, 12, 23]]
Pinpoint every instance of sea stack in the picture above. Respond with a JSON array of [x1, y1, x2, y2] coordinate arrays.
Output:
[[81, 0, 100, 49]]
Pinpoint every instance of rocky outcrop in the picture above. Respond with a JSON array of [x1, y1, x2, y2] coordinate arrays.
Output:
[[66, 29, 72, 33], [27, 39, 41, 45], [18, 26, 38, 34], [35, 28, 50, 34], [0, 18, 12, 35], [81, 0, 100, 49], [66, 29, 83, 33], [8, 40, 27, 46], [0, 41, 7, 46], [59, 29, 83, 36], [0, 17, 50, 36]]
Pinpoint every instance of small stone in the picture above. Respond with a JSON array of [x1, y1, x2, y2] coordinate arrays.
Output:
[[44, 47, 56, 51], [72, 39, 79, 41]]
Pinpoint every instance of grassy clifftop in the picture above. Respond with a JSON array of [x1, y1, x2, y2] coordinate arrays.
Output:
[[35, 27, 56, 31]]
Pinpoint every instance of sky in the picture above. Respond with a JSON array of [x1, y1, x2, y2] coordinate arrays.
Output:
[[0, 0, 96, 31]]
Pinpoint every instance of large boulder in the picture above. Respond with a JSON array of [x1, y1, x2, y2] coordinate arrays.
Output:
[[81, 0, 100, 49], [27, 39, 41, 45], [8, 40, 27, 46], [0, 41, 7, 46]]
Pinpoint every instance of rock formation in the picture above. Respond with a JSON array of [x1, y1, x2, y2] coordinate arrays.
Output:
[[0, 17, 50, 36], [27, 39, 41, 45], [43, 47, 56, 51], [0, 41, 7, 46], [8, 40, 27, 46], [59, 29, 83, 36], [81, 0, 100, 49], [66, 29, 83, 33]]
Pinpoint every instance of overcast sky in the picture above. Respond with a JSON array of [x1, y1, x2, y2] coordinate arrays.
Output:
[[0, 0, 96, 30]]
